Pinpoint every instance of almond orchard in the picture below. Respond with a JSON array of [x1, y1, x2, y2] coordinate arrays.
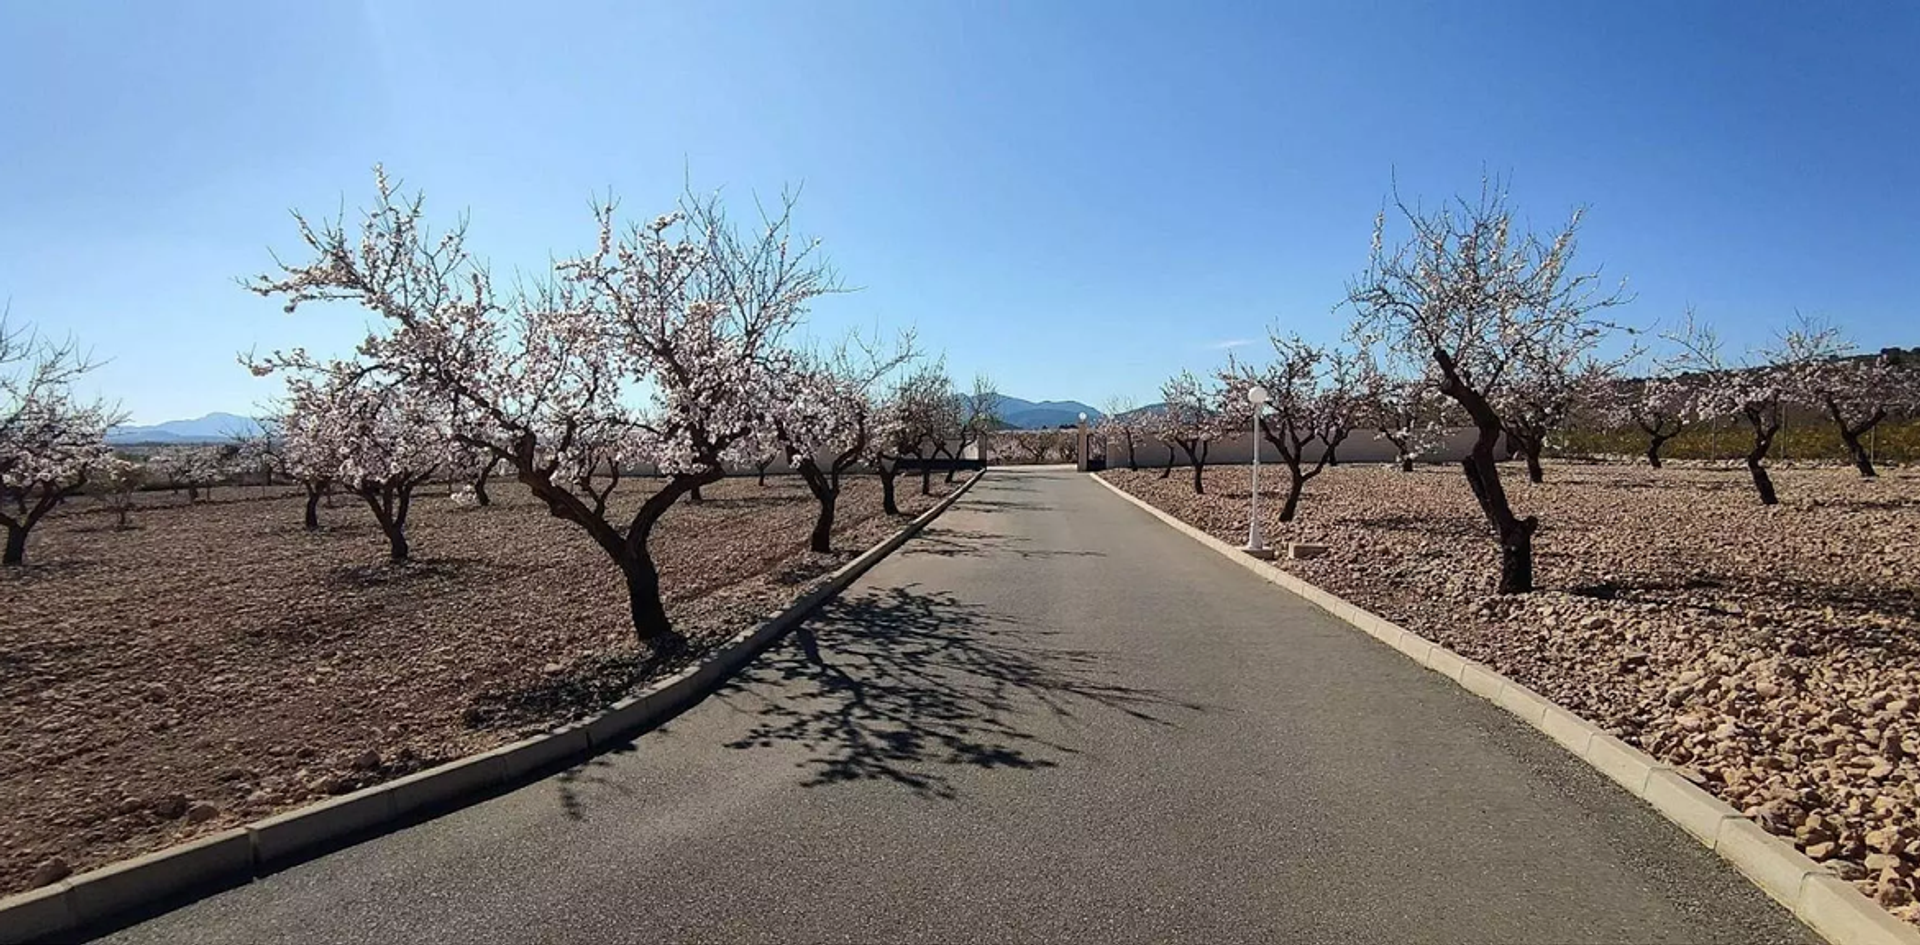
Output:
[[3, 171, 1917, 922]]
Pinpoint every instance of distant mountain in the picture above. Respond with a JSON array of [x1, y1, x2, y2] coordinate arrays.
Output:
[[107, 412, 263, 445], [1113, 403, 1168, 421], [989, 395, 1104, 430]]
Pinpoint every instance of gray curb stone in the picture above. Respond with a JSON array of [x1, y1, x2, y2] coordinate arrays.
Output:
[[1087, 471, 1920, 945], [0, 470, 984, 944]]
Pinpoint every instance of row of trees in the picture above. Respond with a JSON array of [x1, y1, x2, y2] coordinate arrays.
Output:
[[1105, 181, 1917, 596], [6, 170, 1012, 654], [232, 170, 1005, 650]]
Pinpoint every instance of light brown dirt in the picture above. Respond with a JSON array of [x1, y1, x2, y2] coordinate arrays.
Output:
[[1103, 461, 1920, 921], [0, 473, 952, 896]]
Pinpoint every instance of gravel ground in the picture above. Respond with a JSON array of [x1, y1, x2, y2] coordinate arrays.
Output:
[[1102, 461, 1920, 922], [0, 473, 951, 897]]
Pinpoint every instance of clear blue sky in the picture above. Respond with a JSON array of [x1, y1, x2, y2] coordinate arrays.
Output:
[[2, 1, 1915, 423]]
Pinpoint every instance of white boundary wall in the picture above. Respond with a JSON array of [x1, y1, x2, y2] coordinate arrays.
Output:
[[1090, 427, 1482, 468]]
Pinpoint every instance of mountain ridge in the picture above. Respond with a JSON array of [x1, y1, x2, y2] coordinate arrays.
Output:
[[107, 412, 263, 445]]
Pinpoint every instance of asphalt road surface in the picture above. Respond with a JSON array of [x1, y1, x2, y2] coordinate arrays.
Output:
[[98, 469, 1817, 944]]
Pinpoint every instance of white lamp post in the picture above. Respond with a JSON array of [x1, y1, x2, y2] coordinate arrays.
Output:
[[1076, 412, 1090, 472], [1245, 385, 1272, 558]]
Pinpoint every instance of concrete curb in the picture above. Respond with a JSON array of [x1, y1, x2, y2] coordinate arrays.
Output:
[[1087, 472, 1920, 945], [0, 471, 985, 945]]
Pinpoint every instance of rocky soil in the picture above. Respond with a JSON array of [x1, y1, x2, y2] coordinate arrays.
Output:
[[0, 473, 952, 897], [1103, 462, 1920, 923]]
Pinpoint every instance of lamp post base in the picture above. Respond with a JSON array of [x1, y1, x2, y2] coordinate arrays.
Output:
[[1242, 544, 1277, 560]]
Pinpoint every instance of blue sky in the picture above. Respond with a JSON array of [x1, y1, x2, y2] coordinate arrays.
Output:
[[2, 2, 1915, 423]]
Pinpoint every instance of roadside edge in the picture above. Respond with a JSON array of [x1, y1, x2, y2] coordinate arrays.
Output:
[[1087, 471, 1919, 945], [1, 469, 985, 945]]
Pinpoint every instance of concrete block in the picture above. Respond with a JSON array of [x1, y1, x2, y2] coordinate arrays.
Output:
[[68, 828, 252, 927], [690, 658, 728, 690], [387, 751, 508, 819], [1243, 546, 1277, 560], [585, 695, 655, 749], [1390, 629, 1435, 665], [250, 787, 395, 867], [1492, 680, 1554, 726], [1423, 644, 1469, 682], [1716, 817, 1820, 910], [1352, 610, 1406, 646], [1457, 660, 1506, 703], [1795, 873, 1920, 945], [1584, 733, 1665, 797], [1642, 770, 1741, 847], [0, 880, 75, 945], [1287, 542, 1328, 559], [491, 724, 592, 782], [1536, 704, 1598, 756]]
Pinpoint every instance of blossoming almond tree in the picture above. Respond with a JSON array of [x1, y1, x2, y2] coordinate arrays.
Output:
[[1097, 396, 1141, 470], [239, 415, 336, 529], [1159, 369, 1222, 494], [1347, 181, 1627, 594], [0, 316, 119, 565], [147, 445, 232, 502], [769, 334, 913, 553], [1664, 312, 1791, 506], [1612, 373, 1698, 468], [1778, 317, 1913, 479], [1496, 349, 1624, 483], [950, 373, 1001, 482], [868, 362, 950, 512], [249, 167, 837, 649], [275, 363, 449, 562], [1222, 332, 1361, 522], [1355, 351, 1448, 473]]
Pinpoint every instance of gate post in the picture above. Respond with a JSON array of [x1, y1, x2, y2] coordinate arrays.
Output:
[[1076, 413, 1090, 472]]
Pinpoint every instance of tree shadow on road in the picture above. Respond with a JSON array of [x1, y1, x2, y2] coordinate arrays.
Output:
[[899, 526, 1105, 561], [717, 582, 1198, 798]]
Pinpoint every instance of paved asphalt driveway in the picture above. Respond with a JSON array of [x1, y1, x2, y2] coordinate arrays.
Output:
[[98, 469, 1816, 944]]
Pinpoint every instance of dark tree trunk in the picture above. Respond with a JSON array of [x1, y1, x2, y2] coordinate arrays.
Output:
[[474, 458, 497, 506], [1746, 457, 1778, 506], [303, 486, 322, 530], [1460, 449, 1537, 593], [810, 492, 836, 552], [384, 524, 410, 562], [1646, 435, 1672, 469], [1385, 434, 1414, 472], [187, 485, 200, 503], [689, 485, 704, 504], [2, 525, 24, 567], [620, 552, 675, 648], [1433, 348, 1537, 595], [1280, 473, 1306, 522], [1522, 441, 1545, 484], [757, 458, 773, 487], [1826, 400, 1885, 479], [1178, 440, 1209, 494], [1125, 432, 1138, 471], [795, 461, 838, 554], [878, 463, 900, 515], [1742, 407, 1782, 506], [920, 462, 932, 496], [1159, 445, 1173, 478], [1841, 431, 1877, 479], [360, 488, 412, 563], [1324, 443, 1339, 467]]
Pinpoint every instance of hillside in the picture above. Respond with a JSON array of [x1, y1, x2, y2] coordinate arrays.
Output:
[[106, 412, 263, 445], [990, 395, 1104, 429]]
